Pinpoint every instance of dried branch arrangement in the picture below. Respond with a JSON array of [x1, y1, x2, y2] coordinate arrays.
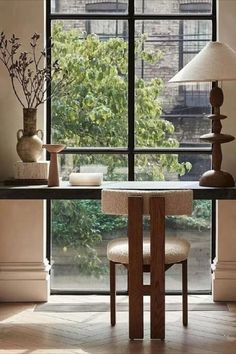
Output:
[[0, 32, 66, 108]]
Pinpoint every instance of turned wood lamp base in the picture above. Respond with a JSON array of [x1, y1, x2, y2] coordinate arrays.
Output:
[[199, 84, 235, 187], [199, 170, 235, 187]]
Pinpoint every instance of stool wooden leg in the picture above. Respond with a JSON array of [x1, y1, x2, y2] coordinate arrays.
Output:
[[182, 259, 188, 326], [110, 261, 116, 326], [150, 197, 165, 340], [128, 196, 144, 339]]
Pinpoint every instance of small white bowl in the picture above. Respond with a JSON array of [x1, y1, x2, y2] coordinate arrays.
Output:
[[69, 172, 103, 186]]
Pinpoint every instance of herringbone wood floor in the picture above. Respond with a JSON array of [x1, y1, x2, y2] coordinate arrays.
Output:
[[0, 296, 236, 354]]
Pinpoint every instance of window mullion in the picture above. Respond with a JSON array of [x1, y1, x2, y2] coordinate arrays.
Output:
[[128, 1, 135, 181], [46, 0, 52, 146]]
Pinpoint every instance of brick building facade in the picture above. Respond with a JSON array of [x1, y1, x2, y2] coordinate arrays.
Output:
[[51, 0, 213, 179]]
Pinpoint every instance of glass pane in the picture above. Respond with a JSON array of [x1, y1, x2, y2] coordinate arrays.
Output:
[[52, 152, 212, 293], [58, 154, 128, 181], [51, 198, 211, 292], [51, 199, 128, 291], [165, 200, 212, 292], [178, 153, 211, 181], [135, 0, 212, 14], [51, 0, 128, 14], [51, 20, 128, 147], [135, 20, 212, 147], [135, 154, 211, 292], [52, 153, 128, 291], [135, 154, 211, 181]]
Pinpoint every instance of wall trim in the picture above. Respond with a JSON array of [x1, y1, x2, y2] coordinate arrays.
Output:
[[0, 260, 50, 302], [212, 259, 236, 301]]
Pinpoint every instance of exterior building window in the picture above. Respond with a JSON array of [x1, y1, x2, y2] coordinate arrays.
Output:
[[85, 2, 127, 38], [47, 0, 216, 294], [179, 1, 212, 111]]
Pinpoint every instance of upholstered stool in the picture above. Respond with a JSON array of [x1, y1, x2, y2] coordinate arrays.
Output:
[[102, 189, 193, 339], [107, 237, 190, 265]]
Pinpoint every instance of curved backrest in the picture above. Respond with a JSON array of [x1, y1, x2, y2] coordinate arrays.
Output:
[[102, 189, 193, 216]]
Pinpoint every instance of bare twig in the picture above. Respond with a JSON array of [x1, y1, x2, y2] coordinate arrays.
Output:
[[0, 32, 66, 109]]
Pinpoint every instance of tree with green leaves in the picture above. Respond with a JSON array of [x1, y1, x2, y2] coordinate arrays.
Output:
[[51, 22, 193, 276], [52, 22, 191, 180]]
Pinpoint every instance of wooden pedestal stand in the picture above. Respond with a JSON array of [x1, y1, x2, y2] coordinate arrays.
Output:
[[43, 144, 65, 187], [199, 84, 235, 187]]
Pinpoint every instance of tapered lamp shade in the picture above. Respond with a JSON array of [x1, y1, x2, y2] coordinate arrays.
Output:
[[169, 41, 236, 187], [169, 42, 236, 83]]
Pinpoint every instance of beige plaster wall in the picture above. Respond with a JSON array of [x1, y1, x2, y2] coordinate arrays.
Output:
[[218, 0, 236, 177], [0, 200, 44, 263], [210, 0, 236, 301], [0, 0, 44, 180], [218, 0, 236, 258], [0, 0, 48, 301]]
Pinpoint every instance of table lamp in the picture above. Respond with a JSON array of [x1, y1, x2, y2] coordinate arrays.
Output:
[[169, 42, 236, 187]]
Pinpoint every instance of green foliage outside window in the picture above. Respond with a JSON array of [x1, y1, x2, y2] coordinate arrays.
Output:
[[167, 200, 211, 231], [52, 22, 191, 179], [51, 23, 209, 277]]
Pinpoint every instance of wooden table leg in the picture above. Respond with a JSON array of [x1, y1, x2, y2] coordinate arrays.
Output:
[[150, 197, 165, 339], [128, 196, 144, 339]]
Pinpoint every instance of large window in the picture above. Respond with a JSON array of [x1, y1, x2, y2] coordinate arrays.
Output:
[[47, 0, 216, 293]]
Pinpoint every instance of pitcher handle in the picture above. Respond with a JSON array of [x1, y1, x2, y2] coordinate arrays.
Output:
[[36, 129, 44, 140], [17, 129, 24, 141]]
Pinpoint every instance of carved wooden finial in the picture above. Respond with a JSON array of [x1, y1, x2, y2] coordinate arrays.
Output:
[[200, 85, 235, 187], [210, 86, 224, 108]]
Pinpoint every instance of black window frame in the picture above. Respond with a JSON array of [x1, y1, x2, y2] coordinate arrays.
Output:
[[46, 0, 217, 295], [46, 0, 216, 166]]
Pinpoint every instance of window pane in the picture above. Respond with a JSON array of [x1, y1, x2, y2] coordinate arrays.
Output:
[[135, 20, 212, 148], [51, 198, 211, 292], [51, 20, 128, 147], [178, 153, 211, 181], [58, 154, 128, 181], [51, 0, 128, 14], [135, 154, 212, 292], [165, 200, 212, 292], [50, 2, 214, 294], [135, 153, 211, 181], [51, 199, 128, 291], [135, 0, 212, 14]]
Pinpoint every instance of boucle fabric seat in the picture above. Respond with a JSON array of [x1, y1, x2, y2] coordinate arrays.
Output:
[[102, 189, 193, 336], [102, 189, 193, 216], [107, 236, 190, 265]]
